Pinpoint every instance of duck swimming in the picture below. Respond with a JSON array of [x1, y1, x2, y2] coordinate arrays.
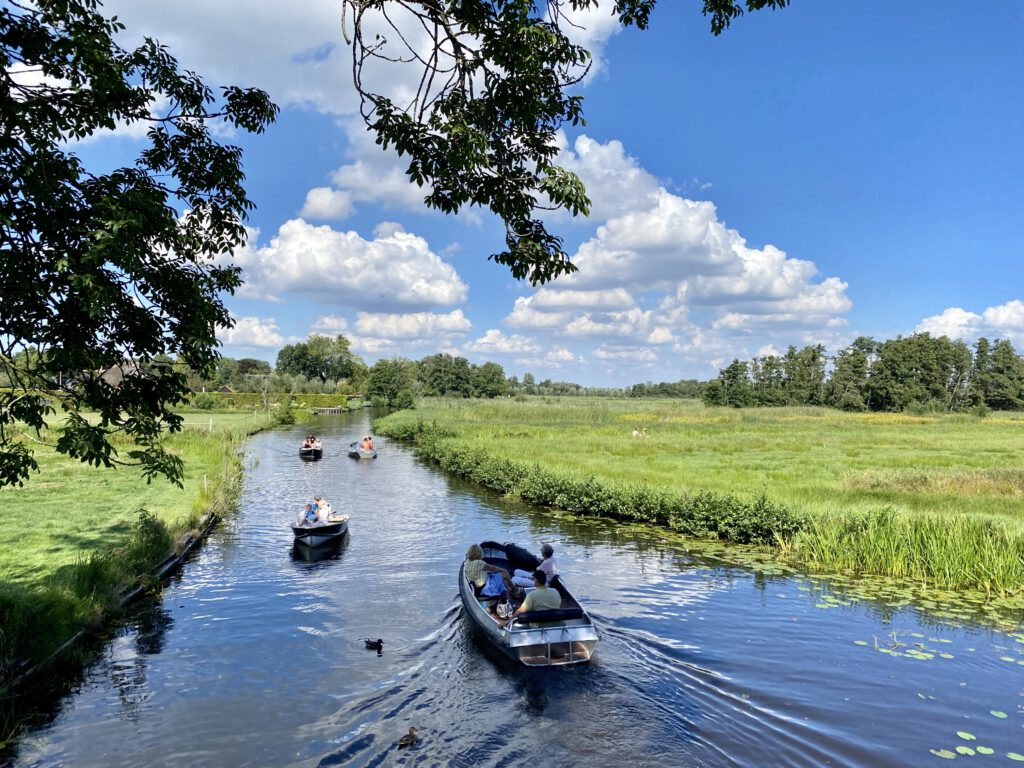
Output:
[[397, 727, 418, 749], [364, 638, 383, 654]]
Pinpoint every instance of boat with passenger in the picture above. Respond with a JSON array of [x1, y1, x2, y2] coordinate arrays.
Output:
[[291, 501, 349, 546], [347, 435, 377, 459], [299, 434, 323, 460], [458, 541, 598, 666]]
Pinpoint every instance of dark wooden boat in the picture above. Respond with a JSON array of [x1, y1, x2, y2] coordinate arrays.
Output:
[[347, 441, 376, 459], [299, 443, 323, 460], [459, 541, 598, 666], [292, 509, 349, 546]]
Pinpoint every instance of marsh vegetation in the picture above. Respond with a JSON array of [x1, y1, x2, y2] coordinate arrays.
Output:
[[376, 398, 1024, 594]]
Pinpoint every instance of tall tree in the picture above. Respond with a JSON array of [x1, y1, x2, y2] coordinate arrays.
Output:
[[986, 339, 1024, 411], [417, 353, 473, 397], [366, 358, 418, 406], [717, 359, 754, 407], [782, 345, 826, 406], [472, 361, 508, 398], [342, 0, 788, 284], [968, 337, 993, 407], [275, 335, 361, 385], [750, 354, 786, 406], [1, 0, 277, 487], [824, 337, 876, 411]]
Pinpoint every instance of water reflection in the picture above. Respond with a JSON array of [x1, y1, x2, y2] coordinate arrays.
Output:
[[291, 532, 350, 564], [6, 411, 1024, 768]]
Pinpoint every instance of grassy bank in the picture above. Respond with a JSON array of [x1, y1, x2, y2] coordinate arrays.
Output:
[[376, 398, 1024, 593], [0, 411, 273, 685]]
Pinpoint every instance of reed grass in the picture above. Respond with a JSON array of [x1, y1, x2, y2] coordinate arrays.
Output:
[[377, 398, 1024, 593]]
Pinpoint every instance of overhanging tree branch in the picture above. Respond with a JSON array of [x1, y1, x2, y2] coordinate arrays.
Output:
[[341, 0, 788, 285]]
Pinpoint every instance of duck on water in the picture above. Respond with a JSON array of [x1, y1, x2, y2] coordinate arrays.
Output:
[[459, 541, 598, 666]]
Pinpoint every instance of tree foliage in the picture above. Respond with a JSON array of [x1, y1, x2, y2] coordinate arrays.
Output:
[[1, 0, 277, 486], [705, 334, 1024, 413], [342, 0, 788, 284], [366, 357, 419, 406], [275, 334, 363, 385]]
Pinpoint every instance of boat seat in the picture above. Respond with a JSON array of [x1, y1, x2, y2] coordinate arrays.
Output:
[[514, 607, 584, 624]]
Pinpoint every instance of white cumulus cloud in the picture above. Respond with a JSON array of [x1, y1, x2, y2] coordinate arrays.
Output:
[[218, 316, 285, 347], [300, 187, 354, 221], [354, 310, 472, 339], [228, 219, 467, 311]]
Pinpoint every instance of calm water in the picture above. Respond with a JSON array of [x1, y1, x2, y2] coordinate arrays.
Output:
[[6, 412, 1024, 767]]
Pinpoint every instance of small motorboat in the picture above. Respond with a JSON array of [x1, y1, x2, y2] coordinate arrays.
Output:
[[347, 441, 377, 460], [292, 505, 349, 546], [299, 440, 323, 460], [459, 541, 598, 666]]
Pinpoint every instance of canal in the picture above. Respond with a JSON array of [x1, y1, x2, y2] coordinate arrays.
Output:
[[6, 411, 1024, 766]]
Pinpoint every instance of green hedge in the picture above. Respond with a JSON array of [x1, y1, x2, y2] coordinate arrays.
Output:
[[187, 392, 362, 409], [383, 421, 806, 546]]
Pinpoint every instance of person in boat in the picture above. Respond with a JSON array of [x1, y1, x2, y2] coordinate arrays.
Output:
[[504, 569, 561, 626], [463, 544, 513, 597], [313, 496, 331, 518], [361, 435, 373, 451], [511, 544, 557, 588], [300, 502, 320, 526]]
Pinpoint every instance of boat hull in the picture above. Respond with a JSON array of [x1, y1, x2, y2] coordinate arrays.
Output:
[[459, 543, 598, 667], [347, 442, 376, 459], [292, 516, 348, 546], [299, 447, 323, 460]]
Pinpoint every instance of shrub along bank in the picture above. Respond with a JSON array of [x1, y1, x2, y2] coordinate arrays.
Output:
[[376, 402, 1024, 595], [0, 413, 272, 693], [187, 391, 364, 410]]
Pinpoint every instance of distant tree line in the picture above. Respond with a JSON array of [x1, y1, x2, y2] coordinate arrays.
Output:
[[629, 379, 706, 399], [703, 334, 1024, 412]]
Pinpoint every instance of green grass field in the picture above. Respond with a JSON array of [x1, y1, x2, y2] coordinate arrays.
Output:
[[0, 412, 269, 585], [377, 398, 1024, 591], [384, 398, 1024, 520], [0, 412, 272, 680]]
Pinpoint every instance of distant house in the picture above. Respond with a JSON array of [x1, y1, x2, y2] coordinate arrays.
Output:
[[98, 361, 142, 387], [218, 385, 236, 394]]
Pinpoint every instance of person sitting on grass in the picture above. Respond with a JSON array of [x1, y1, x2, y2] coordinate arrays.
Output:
[[504, 569, 561, 627]]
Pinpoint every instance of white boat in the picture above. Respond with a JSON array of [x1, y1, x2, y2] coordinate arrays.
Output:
[[459, 541, 599, 666]]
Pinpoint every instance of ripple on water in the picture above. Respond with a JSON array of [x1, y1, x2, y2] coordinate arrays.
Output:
[[8, 413, 1024, 768]]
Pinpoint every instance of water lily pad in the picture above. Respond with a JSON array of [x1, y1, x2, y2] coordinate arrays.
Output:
[[1008, 753, 1024, 761], [956, 732, 976, 741], [991, 710, 1008, 719], [929, 749, 956, 759], [1000, 657, 1016, 662], [940, 653, 955, 659], [854, 640, 869, 646], [976, 746, 994, 755], [956, 746, 975, 756]]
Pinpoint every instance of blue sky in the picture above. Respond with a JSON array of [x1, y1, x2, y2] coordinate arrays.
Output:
[[77, 1, 1023, 386]]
